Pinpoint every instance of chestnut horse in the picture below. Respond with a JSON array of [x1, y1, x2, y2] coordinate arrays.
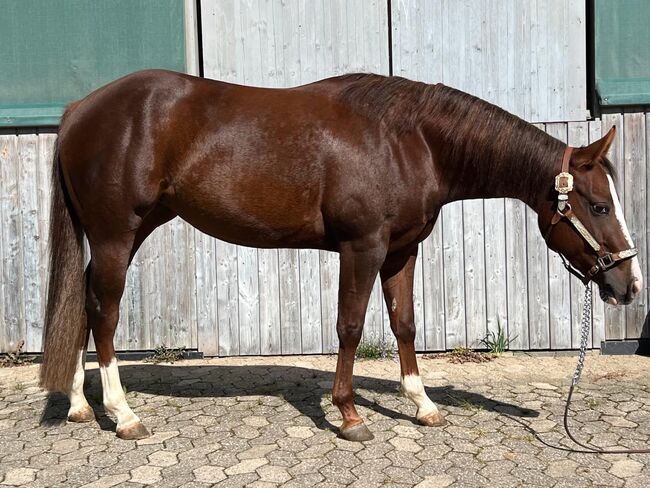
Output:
[[40, 71, 642, 441]]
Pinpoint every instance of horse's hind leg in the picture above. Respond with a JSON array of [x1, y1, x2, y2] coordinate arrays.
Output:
[[67, 324, 94, 422], [65, 205, 174, 430], [333, 236, 388, 441], [380, 250, 446, 427], [86, 233, 150, 439]]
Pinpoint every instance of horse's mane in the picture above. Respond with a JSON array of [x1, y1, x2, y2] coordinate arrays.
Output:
[[336, 73, 615, 199]]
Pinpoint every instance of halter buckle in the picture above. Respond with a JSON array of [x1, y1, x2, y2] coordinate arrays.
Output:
[[555, 172, 573, 194], [597, 253, 615, 270]]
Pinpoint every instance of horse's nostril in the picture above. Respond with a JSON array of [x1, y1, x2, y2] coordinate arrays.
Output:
[[632, 279, 642, 295]]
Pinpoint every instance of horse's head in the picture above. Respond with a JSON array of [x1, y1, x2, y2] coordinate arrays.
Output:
[[539, 126, 642, 305]]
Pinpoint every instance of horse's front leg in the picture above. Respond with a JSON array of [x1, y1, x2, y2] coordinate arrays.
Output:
[[381, 250, 446, 427], [332, 236, 388, 442]]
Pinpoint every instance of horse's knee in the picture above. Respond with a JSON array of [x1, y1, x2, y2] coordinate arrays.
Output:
[[394, 319, 416, 343], [336, 320, 364, 347]]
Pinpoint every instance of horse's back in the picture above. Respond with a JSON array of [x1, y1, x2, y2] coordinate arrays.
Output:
[[55, 71, 393, 249]]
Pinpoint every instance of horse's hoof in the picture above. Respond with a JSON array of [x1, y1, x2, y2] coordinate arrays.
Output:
[[67, 404, 95, 423], [418, 410, 447, 427], [340, 422, 374, 442], [116, 422, 150, 440]]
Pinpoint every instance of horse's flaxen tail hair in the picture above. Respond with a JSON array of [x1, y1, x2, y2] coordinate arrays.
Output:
[[39, 141, 87, 393]]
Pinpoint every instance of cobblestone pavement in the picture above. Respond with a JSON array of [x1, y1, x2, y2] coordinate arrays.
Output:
[[1, 353, 650, 487]]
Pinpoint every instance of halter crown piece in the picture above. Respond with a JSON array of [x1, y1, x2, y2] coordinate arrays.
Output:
[[545, 146, 637, 284]]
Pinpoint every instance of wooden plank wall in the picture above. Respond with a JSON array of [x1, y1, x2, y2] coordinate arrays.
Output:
[[391, 0, 587, 122], [1, 0, 646, 355], [2, 116, 648, 355]]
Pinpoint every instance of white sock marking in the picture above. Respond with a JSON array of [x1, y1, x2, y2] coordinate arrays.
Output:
[[100, 358, 140, 428], [68, 350, 90, 416], [606, 175, 643, 288], [401, 374, 438, 419]]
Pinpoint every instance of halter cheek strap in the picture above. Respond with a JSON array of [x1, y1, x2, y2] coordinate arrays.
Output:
[[544, 146, 638, 284]]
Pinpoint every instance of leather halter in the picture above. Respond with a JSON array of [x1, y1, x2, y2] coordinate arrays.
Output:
[[544, 146, 638, 284]]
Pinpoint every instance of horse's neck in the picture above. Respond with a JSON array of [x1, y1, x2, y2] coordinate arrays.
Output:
[[427, 125, 563, 212]]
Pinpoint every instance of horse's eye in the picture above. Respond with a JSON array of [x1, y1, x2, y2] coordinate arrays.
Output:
[[591, 203, 610, 216]]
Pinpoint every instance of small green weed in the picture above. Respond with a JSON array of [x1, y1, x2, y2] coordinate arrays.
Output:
[[480, 319, 517, 354], [355, 338, 395, 360], [586, 398, 601, 409], [0, 340, 35, 367], [447, 393, 484, 411], [144, 345, 186, 364]]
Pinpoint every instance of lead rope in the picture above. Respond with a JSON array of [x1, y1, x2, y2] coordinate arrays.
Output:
[[561, 283, 650, 454]]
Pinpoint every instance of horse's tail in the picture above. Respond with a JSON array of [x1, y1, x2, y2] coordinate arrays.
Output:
[[39, 140, 87, 392]]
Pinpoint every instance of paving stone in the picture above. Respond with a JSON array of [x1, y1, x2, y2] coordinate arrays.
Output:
[[1, 467, 37, 486], [148, 450, 179, 467], [256, 464, 292, 483], [413, 475, 454, 488], [193, 465, 227, 484], [389, 437, 422, 453], [285, 426, 314, 439], [608, 459, 644, 478], [1, 356, 650, 487], [81, 473, 130, 488], [224, 458, 268, 476], [130, 465, 163, 485]]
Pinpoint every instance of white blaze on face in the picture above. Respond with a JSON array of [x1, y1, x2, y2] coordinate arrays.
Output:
[[606, 175, 643, 291], [68, 350, 90, 415], [401, 374, 438, 419], [100, 358, 140, 428]]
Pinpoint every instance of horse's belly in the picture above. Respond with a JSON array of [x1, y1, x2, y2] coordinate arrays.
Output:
[[169, 194, 330, 250]]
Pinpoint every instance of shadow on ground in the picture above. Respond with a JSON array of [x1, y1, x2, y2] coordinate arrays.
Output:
[[40, 363, 538, 434]]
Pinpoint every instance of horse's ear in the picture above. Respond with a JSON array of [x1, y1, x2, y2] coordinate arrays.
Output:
[[573, 126, 616, 166]]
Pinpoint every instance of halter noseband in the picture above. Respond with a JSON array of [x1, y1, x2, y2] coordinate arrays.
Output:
[[544, 146, 638, 284]]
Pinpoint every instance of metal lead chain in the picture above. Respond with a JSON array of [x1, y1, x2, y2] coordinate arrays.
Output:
[[571, 284, 592, 387], [561, 283, 650, 454]]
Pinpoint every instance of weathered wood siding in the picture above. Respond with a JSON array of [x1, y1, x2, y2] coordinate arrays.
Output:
[[1, 115, 648, 355], [391, 0, 587, 122], [1, 0, 644, 355]]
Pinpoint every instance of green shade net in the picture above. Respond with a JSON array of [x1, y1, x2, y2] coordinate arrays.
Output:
[[595, 0, 650, 106], [0, 0, 186, 127]]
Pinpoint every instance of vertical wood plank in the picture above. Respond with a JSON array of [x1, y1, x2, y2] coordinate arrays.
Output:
[[217, 241, 239, 356], [567, 121, 591, 348], [35, 132, 56, 353], [413, 244, 426, 350], [0, 134, 24, 353], [259, 248, 281, 355], [238, 246, 260, 355], [545, 123, 572, 349], [442, 202, 466, 348], [588, 121, 606, 347], [422, 223, 446, 351], [279, 249, 301, 354], [17, 134, 42, 352], [483, 198, 508, 343], [505, 198, 529, 349], [299, 249, 322, 353], [195, 230, 218, 356], [463, 200, 487, 347], [602, 114, 626, 339], [320, 251, 339, 354], [623, 112, 647, 338], [526, 126, 550, 349], [363, 277, 384, 344]]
